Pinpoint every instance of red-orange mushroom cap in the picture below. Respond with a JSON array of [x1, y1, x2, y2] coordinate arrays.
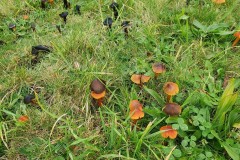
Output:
[[163, 82, 179, 96], [152, 63, 166, 74], [129, 100, 144, 120], [91, 90, 106, 100], [212, 0, 225, 4], [163, 103, 182, 116], [160, 125, 177, 139], [234, 32, 240, 38], [18, 115, 29, 122]]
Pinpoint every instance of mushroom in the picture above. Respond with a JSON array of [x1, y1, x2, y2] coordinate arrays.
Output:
[[110, 2, 119, 20], [23, 94, 35, 104], [48, 0, 54, 5], [131, 74, 150, 87], [30, 22, 36, 32], [121, 21, 130, 37], [232, 31, 240, 47], [59, 12, 68, 24], [18, 115, 29, 123], [32, 45, 51, 52], [23, 15, 29, 20], [163, 82, 179, 102], [163, 103, 181, 116], [75, 5, 81, 15], [90, 79, 106, 107], [160, 125, 177, 139], [41, 0, 47, 9], [103, 17, 113, 29], [152, 63, 166, 78], [129, 100, 144, 120], [212, 0, 225, 4], [63, 0, 70, 9], [8, 23, 16, 31], [56, 25, 61, 33]]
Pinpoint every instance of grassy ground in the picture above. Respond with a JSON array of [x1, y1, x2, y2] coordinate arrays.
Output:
[[0, 0, 240, 159]]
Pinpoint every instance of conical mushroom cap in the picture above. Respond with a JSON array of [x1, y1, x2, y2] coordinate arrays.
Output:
[[163, 103, 181, 116], [163, 82, 179, 96], [90, 79, 106, 94], [152, 63, 166, 74]]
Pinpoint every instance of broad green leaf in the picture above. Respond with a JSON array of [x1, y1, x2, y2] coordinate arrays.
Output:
[[221, 141, 239, 160]]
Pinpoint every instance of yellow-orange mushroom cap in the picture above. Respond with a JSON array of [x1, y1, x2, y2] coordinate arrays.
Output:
[[163, 82, 179, 96], [131, 74, 141, 84], [129, 100, 143, 111], [160, 125, 177, 139], [152, 63, 166, 74], [212, 0, 225, 4], [91, 90, 106, 100], [129, 100, 144, 120], [130, 109, 144, 120], [141, 75, 150, 83]]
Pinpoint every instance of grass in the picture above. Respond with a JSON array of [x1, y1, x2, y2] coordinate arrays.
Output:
[[0, 0, 240, 159]]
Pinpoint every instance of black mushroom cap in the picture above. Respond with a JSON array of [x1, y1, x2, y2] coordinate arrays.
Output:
[[76, 5, 81, 11], [121, 21, 130, 28], [103, 17, 113, 26], [8, 23, 16, 29], [23, 94, 35, 104], [110, 2, 119, 10], [31, 22, 36, 29], [90, 79, 106, 94], [163, 103, 182, 116], [59, 12, 68, 18]]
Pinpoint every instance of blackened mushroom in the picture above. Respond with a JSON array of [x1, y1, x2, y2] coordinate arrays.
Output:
[[75, 5, 81, 15], [33, 45, 51, 52], [23, 94, 35, 104], [31, 22, 36, 32], [121, 21, 130, 37], [56, 25, 61, 33], [59, 12, 68, 24], [110, 2, 119, 20], [63, 0, 70, 9], [41, 0, 47, 9], [103, 17, 113, 29], [8, 23, 16, 31]]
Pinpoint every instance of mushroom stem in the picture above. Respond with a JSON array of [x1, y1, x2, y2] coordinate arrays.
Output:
[[114, 10, 118, 20], [154, 73, 159, 78], [56, 25, 61, 33], [124, 28, 128, 37], [232, 37, 240, 47], [97, 98, 104, 107], [167, 95, 172, 103]]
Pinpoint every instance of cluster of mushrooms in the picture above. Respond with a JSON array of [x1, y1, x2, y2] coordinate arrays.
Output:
[[129, 63, 181, 138], [89, 62, 181, 139]]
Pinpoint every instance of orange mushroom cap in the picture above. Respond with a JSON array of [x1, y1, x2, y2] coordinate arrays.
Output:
[[212, 0, 225, 4], [152, 63, 166, 74], [131, 74, 141, 84], [23, 15, 29, 20], [163, 103, 182, 116], [18, 115, 29, 122], [91, 90, 106, 99], [129, 100, 143, 111], [160, 125, 177, 139], [163, 82, 179, 96], [234, 32, 240, 38], [141, 75, 151, 83], [129, 100, 144, 120]]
